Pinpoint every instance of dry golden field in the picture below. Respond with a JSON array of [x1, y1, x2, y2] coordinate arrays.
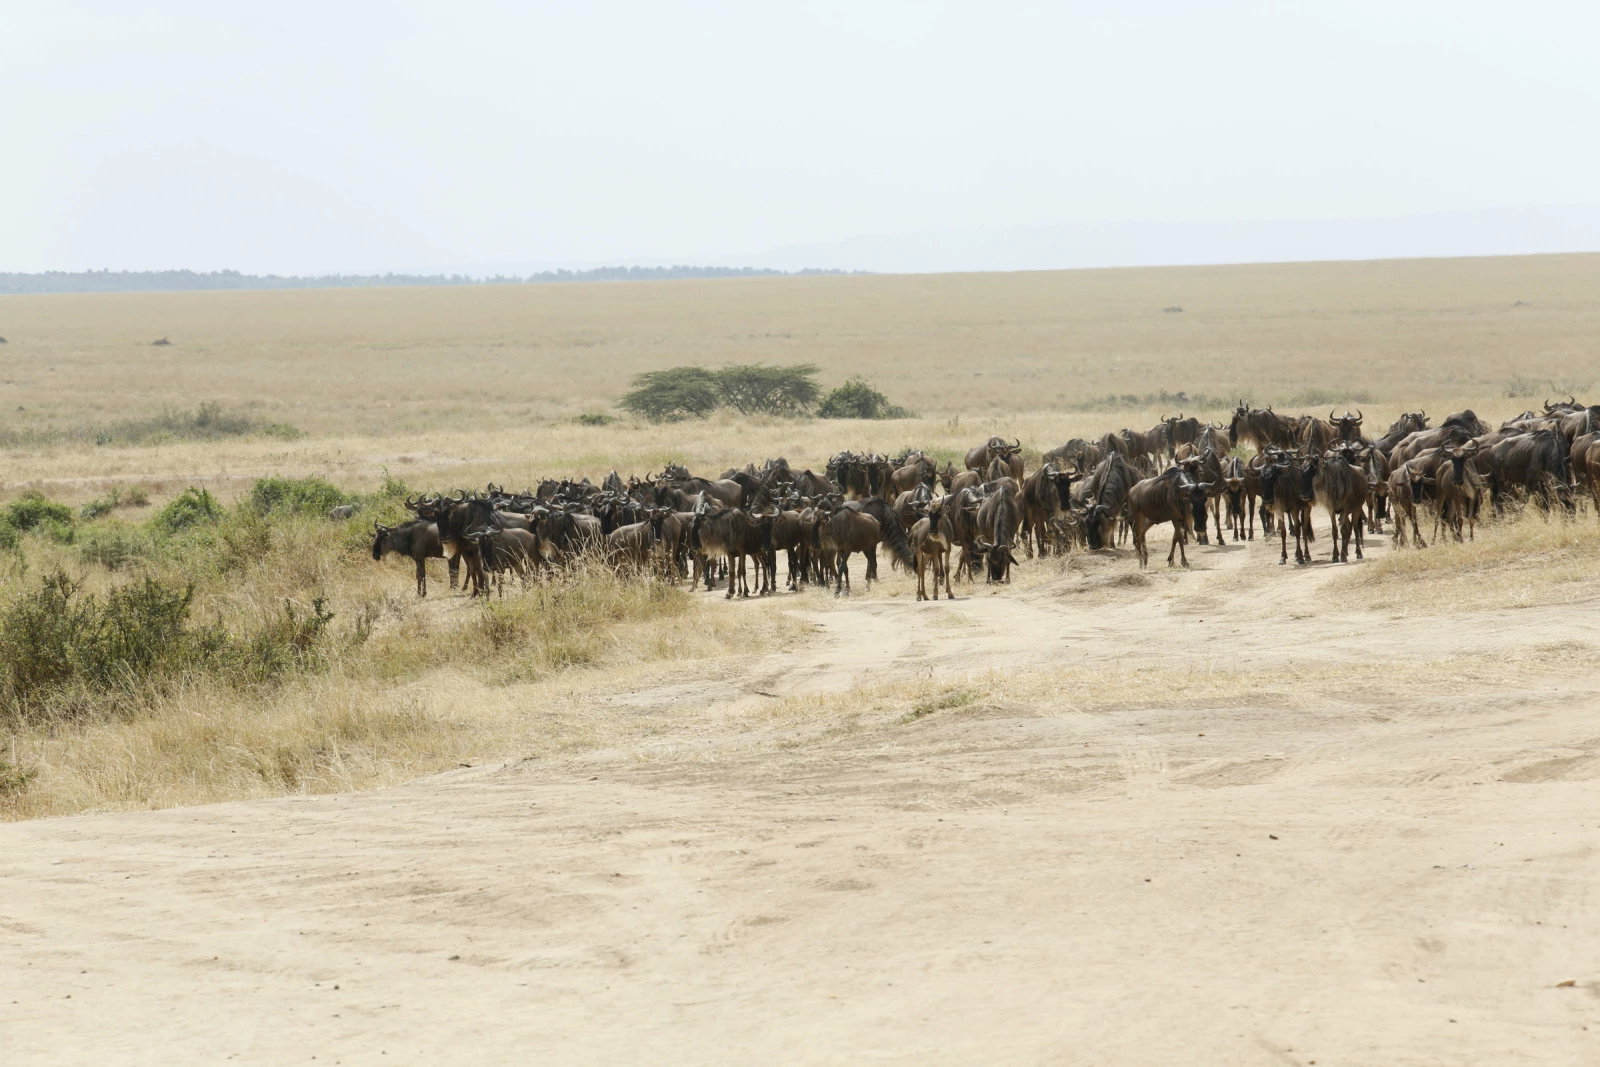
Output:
[[2, 252, 1598, 501]]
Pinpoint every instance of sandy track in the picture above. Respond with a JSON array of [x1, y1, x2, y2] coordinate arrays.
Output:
[[4, 535, 1599, 1064]]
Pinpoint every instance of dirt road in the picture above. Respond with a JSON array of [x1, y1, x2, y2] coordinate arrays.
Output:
[[4, 534, 1599, 1064]]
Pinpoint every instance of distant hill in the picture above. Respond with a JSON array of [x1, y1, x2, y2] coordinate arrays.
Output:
[[0, 265, 857, 296]]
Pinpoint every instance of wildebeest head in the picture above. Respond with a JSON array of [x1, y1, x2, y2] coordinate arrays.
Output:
[[372, 522, 392, 561], [1332, 410, 1364, 442], [1295, 451, 1319, 502]]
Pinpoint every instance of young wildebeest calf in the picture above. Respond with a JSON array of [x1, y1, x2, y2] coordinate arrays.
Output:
[[910, 497, 953, 601], [1126, 466, 1210, 568], [372, 520, 446, 596]]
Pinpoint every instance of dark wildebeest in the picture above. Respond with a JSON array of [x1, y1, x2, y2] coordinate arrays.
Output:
[[938, 486, 987, 583], [1434, 442, 1487, 543], [1386, 451, 1441, 549], [465, 526, 542, 596], [1441, 409, 1492, 437], [1476, 429, 1573, 515], [1080, 454, 1141, 550], [1175, 451, 1225, 544], [1229, 403, 1300, 452], [1160, 413, 1202, 458], [1390, 423, 1474, 466], [1313, 445, 1368, 562], [1330, 410, 1365, 445], [373, 520, 446, 596], [1019, 462, 1078, 557], [1373, 411, 1429, 454], [1042, 438, 1102, 471], [814, 505, 882, 596], [1361, 446, 1392, 533], [965, 436, 1009, 472], [1221, 455, 1252, 542], [890, 452, 937, 495], [1125, 466, 1210, 568], [690, 506, 763, 598], [910, 496, 954, 601], [1262, 450, 1316, 565], [976, 482, 1021, 582], [605, 510, 670, 573]]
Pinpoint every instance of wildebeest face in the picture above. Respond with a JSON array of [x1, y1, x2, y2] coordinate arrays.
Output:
[[1296, 456, 1319, 502], [1082, 504, 1111, 549], [371, 524, 390, 561]]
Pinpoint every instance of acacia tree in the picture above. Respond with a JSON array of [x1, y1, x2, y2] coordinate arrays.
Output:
[[619, 366, 721, 422], [714, 364, 821, 416]]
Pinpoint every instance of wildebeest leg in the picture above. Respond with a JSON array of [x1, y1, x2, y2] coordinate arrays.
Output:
[[1279, 510, 1289, 564], [1168, 525, 1188, 568], [916, 554, 928, 601], [415, 557, 427, 597], [448, 553, 460, 590], [1133, 515, 1150, 569]]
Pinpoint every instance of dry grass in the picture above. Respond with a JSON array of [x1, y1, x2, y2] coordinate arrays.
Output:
[[1326, 509, 1600, 614]]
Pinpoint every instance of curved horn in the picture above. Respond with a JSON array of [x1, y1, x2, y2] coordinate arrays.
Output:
[[1330, 410, 1338, 423], [1355, 409, 1363, 421]]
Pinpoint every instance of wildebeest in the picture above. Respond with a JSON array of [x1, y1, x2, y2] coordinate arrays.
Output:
[[1476, 429, 1573, 514], [1262, 450, 1316, 565], [1373, 411, 1429, 454], [1312, 445, 1368, 562], [910, 497, 954, 600], [938, 486, 987, 583], [976, 481, 1021, 582], [1019, 462, 1078, 557], [690, 505, 763, 598], [372, 520, 446, 596], [1160, 413, 1201, 458], [1125, 466, 1210, 568], [1330, 410, 1365, 444], [1434, 442, 1487, 543], [814, 505, 882, 595], [1079, 454, 1141, 550], [1230, 403, 1300, 452]]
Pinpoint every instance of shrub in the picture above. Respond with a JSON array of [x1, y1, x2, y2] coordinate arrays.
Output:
[[714, 363, 821, 416], [151, 487, 223, 535], [576, 412, 615, 426], [0, 571, 227, 722], [229, 598, 335, 684], [619, 366, 722, 421], [249, 476, 348, 517], [76, 524, 159, 571], [5, 491, 73, 532], [817, 377, 912, 419]]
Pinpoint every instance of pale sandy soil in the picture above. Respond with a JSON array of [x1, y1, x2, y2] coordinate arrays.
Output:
[[4, 533, 1599, 1064]]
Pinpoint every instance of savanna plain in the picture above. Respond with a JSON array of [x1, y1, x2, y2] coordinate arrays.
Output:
[[3, 255, 1599, 1063]]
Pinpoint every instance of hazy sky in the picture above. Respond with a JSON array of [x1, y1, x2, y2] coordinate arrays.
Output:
[[5, 1, 1598, 273]]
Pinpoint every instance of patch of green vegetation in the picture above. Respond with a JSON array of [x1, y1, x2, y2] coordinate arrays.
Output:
[[817, 377, 913, 420], [903, 688, 976, 723]]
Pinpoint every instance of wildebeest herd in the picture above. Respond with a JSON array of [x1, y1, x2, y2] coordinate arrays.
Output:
[[371, 397, 1600, 599]]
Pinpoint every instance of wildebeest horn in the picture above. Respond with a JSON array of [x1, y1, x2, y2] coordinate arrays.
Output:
[[1330, 410, 1337, 422]]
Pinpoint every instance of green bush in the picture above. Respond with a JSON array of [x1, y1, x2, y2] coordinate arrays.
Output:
[[817, 377, 912, 419], [76, 524, 159, 571], [714, 363, 821, 416], [5, 491, 73, 532], [0, 571, 227, 722], [249, 476, 348, 517], [576, 412, 614, 426], [619, 366, 722, 422], [151, 487, 223, 535]]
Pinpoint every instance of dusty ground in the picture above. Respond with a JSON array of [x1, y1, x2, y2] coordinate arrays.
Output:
[[4, 531, 1599, 1064]]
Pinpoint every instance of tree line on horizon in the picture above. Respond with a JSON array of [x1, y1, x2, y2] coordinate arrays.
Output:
[[0, 265, 860, 296]]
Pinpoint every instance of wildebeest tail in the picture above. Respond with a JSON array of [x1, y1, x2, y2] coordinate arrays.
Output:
[[857, 498, 914, 570]]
